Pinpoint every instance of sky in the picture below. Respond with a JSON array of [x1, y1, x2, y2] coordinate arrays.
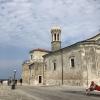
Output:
[[0, 0, 100, 79]]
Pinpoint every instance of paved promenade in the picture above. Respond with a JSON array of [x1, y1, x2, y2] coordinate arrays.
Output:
[[0, 85, 33, 100], [0, 85, 100, 100]]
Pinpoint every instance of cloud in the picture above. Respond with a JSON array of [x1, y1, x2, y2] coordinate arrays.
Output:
[[0, 0, 99, 49], [0, 0, 100, 78]]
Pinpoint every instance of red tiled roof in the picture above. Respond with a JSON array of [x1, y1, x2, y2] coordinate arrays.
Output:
[[29, 48, 50, 53]]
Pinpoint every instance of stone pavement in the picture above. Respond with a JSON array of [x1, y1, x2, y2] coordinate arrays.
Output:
[[0, 85, 100, 100], [0, 85, 34, 100], [46, 85, 100, 95], [39, 85, 100, 97]]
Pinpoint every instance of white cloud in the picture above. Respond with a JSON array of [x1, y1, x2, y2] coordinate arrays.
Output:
[[0, 0, 100, 49], [0, 0, 100, 78]]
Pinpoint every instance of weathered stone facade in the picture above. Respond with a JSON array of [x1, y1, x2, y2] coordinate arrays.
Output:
[[22, 49, 49, 85], [29, 62, 44, 85], [22, 62, 30, 84], [43, 33, 100, 87]]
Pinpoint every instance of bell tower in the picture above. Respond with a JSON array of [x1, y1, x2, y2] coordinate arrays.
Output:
[[51, 26, 61, 51]]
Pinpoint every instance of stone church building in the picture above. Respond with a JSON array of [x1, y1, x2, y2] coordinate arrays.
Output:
[[22, 48, 49, 85], [22, 27, 100, 87]]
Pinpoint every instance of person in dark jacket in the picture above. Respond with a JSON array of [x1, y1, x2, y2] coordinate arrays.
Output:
[[19, 78, 23, 86]]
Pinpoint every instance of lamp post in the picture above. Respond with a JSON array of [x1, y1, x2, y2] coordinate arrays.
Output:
[[11, 70, 16, 89], [13, 70, 16, 83]]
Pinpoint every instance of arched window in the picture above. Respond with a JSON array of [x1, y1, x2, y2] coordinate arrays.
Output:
[[57, 34, 59, 41], [71, 58, 75, 68], [54, 62, 56, 70], [54, 34, 56, 41]]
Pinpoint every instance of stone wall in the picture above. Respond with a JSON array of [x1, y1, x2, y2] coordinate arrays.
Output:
[[29, 62, 44, 85], [81, 44, 100, 86], [29, 50, 48, 62], [62, 45, 83, 86], [22, 49, 49, 85], [44, 43, 100, 87], [22, 63, 30, 84], [44, 45, 84, 86]]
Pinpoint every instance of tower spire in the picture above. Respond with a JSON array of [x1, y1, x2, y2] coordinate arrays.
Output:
[[51, 26, 61, 51]]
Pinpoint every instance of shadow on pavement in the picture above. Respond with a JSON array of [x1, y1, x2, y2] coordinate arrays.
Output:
[[62, 90, 100, 97]]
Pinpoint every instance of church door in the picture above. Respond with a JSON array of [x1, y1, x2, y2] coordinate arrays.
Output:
[[39, 76, 42, 83]]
